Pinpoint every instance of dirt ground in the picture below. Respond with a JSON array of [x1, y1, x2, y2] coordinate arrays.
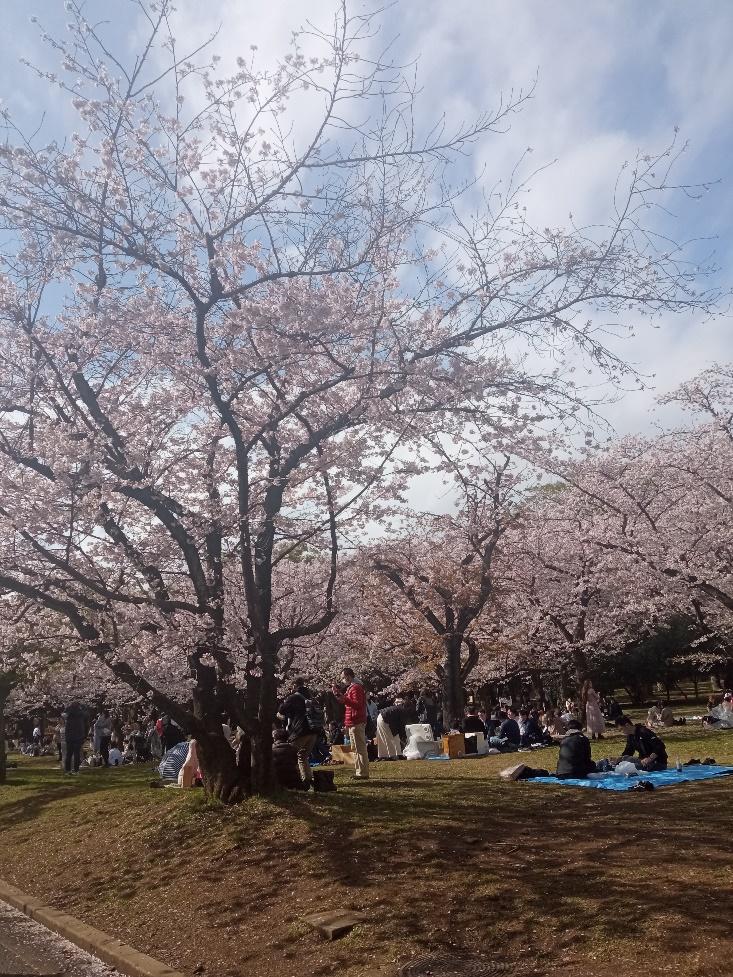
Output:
[[2, 725, 732, 977]]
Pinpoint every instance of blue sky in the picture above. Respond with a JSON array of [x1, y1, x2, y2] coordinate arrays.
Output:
[[1, 0, 731, 437]]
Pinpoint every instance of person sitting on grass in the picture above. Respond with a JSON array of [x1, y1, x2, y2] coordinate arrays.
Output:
[[107, 744, 123, 766], [706, 692, 733, 729], [660, 705, 686, 727], [463, 706, 487, 734], [618, 716, 668, 771], [556, 720, 597, 779], [489, 706, 521, 751], [647, 700, 664, 727], [605, 696, 623, 725], [519, 709, 549, 748]]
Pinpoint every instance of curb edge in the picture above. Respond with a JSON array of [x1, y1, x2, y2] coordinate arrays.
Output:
[[0, 879, 185, 977]]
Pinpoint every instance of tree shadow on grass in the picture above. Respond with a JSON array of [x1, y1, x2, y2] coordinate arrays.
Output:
[[0, 762, 157, 832], [263, 771, 733, 973]]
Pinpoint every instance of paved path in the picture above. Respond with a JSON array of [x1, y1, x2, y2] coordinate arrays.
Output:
[[0, 901, 118, 977]]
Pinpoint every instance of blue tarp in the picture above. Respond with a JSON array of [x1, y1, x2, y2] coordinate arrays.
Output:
[[526, 763, 733, 791]]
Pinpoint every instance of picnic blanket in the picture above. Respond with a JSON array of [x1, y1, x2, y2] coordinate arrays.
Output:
[[526, 763, 733, 791]]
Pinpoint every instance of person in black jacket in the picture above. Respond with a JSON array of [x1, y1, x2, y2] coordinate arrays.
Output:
[[489, 706, 521, 750], [401, 691, 419, 726], [556, 720, 597, 778], [63, 701, 87, 774], [519, 709, 550, 747], [277, 677, 320, 788], [463, 707, 486, 734], [618, 716, 668, 770]]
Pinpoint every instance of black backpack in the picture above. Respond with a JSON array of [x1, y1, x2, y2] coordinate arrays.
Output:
[[305, 696, 325, 732]]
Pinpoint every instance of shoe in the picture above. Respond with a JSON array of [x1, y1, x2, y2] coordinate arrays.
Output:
[[350, 775, 369, 781]]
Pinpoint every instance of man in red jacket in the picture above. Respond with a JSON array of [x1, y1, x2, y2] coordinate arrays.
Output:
[[332, 668, 370, 780]]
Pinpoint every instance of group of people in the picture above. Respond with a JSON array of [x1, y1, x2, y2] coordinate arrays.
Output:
[[11, 679, 732, 790], [555, 715, 668, 778], [16, 705, 185, 774], [270, 671, 649, 790], [273, 668, 372, 789]]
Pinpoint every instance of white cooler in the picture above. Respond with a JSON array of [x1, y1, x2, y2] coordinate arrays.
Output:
[[403, 723, 441, 760]]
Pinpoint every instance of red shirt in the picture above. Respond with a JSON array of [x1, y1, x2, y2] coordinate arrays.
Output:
[[335, 681, 367, 727]]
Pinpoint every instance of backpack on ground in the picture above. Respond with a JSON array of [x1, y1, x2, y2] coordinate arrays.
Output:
[[313, 769, 336, 792]]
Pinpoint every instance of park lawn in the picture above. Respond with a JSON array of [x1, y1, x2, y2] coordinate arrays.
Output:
[[1, 725, 732, 977]]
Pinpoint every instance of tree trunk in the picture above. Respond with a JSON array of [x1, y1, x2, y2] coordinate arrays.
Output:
[[0, 697, 6, 785], [530, 670, 545, 708], [251, 689, 277, 794], [572, 648, 589, 727], [559, 664, 571, 702], [196, 730, 250, 804], [441, 634, 464, 731]]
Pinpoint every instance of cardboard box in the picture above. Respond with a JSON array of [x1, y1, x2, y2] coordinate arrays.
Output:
[[330, 743, 356, 765], [442, 733, 465, 758]]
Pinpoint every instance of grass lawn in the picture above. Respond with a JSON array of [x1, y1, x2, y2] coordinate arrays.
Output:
[[1, 723, 732, 977]]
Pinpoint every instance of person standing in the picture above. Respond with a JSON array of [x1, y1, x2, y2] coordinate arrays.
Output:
[[278, 677, 322, 789], [332, 668, 369, 780], [365, 692, 380, 739], [93, 709, 112, 765], [583, 680, 606, 740], [64, 701, 86, 774], [376, 700, 406, 759]]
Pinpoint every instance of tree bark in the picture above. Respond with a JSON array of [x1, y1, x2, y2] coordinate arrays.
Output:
[[196, 730, 250, 804], [530, 670, 545, 708], [0, 697, 6, 785], [570, 647, 589, 721], [250, 652, 277, 795], [441, 634, 464, 731]]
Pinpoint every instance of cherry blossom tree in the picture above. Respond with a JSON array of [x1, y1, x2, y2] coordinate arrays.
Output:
[[372, 456, 529, 728], [0, 1, 721, 799], [558, 366, 733, 635]]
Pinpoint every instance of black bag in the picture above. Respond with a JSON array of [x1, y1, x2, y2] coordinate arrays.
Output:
[[305, 697, 325, 732], [313, 769, 337, 792]]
